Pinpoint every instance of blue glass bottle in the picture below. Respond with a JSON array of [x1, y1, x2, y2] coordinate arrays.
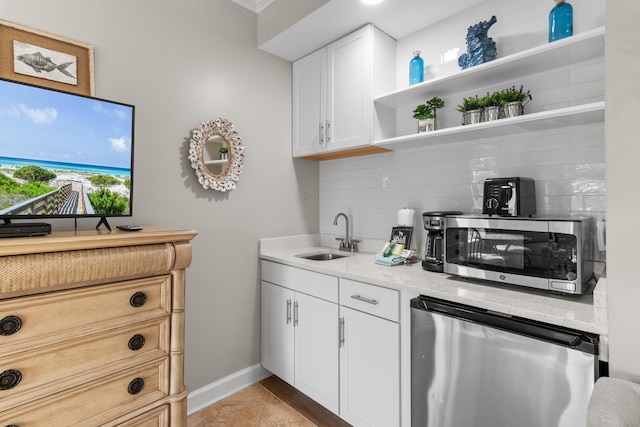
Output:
[[549, 0, 573, 42], [409, 51, 424, 85]]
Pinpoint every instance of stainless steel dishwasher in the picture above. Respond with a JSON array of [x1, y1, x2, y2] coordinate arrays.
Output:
[[411, 295, 601, 427]]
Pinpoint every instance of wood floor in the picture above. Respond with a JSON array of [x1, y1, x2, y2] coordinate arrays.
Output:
[[187, 375, 351, 427]]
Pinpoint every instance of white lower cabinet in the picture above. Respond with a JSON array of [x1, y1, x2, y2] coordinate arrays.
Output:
[[339, 306, 400, 427], [339, 278, 400, 427], [260, 261, 401, 426], [260, 261, 340, 414], [294, 291, 340, 412], [260, 281, 295, 385]]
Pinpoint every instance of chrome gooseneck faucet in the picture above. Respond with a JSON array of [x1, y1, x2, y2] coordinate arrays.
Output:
[[333, 212, 359, 252]]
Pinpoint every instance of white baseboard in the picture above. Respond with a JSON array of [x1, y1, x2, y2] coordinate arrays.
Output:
[[187, 364, 272, 415]]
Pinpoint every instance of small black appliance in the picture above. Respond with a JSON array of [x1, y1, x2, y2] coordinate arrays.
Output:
[[482, 177, 536, 217], [421, 211, 463, 272]]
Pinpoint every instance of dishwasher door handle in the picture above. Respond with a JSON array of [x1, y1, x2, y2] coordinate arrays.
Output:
[[412, 296, 599, 354]]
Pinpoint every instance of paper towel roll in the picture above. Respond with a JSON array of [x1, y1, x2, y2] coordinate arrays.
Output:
[[397, 208, 415, 226]]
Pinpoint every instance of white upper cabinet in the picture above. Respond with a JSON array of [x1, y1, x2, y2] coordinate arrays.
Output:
[[292, 24, 396, 159], [292, 49, 326, 157]]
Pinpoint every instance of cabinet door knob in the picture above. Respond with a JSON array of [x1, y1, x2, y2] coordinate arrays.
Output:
[[129, 292, 148, 308], [128, 334, 146, 351], [0, 316, 22, 336], [0, 369, 22, 390], [127, 377, 145, 395]]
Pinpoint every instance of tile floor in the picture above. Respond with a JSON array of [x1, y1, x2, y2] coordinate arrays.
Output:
[[187, 382, 316, 427]]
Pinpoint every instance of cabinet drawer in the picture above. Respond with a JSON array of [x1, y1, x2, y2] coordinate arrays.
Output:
[[339, 279, 399, 322], [0, 317, 169, 411], [0, 276, 171, 354], [261, 260, 338, 303], [117, 405, 169, 427], [0, 358, 169, 427]]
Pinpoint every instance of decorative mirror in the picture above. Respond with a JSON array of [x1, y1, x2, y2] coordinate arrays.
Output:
[[188, 118, 245, 192]]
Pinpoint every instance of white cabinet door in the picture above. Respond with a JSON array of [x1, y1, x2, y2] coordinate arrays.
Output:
[[292, 48, 326, 157], [340, 306, 400, 427], [326, 25, 372, 152], [261, 281, 295, 385], [295, 291, 340, 414], [292, 24, 394, 158]]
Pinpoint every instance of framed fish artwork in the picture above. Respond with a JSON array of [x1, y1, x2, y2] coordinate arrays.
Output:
[[0, 19, 94, 96]]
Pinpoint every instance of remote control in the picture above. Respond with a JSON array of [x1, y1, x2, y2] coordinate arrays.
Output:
[[117, 225, 143, 231]]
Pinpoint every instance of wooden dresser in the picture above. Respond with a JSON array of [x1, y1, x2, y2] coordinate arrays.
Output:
[[0, 225, 197, 426]]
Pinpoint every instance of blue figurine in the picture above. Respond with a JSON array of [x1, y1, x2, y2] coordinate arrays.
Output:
[[458, 16, 498, 70]]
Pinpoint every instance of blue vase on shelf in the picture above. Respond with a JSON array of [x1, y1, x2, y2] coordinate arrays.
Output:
[[409, 51, 424, 85], [549, 0, 573, 42]]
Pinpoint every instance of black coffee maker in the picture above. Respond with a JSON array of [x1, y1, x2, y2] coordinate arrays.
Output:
[[421, 211, 462, 272]]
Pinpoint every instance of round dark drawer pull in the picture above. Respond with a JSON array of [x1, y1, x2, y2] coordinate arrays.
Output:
[[6, 425, 19, 427], [128, 334, 145, 351], [0, 316, 22, 336], [127, 377, 145, 395], [0, 369, 22, 391], [129, 292, 147, 308]]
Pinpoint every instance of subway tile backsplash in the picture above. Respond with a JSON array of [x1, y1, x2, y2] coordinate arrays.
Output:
[[319, 0, 606, 261]]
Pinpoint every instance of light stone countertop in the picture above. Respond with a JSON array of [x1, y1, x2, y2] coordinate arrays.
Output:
[[259, 234, 608, 337]]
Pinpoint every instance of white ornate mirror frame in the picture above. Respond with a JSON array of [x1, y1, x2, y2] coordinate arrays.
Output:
[[188, 118, 245, 192]]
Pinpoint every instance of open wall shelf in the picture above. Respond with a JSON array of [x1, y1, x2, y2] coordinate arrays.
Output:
[[374, 101, 605, 151], [371, 26, 605, 152], [374, 27, 605, 109]]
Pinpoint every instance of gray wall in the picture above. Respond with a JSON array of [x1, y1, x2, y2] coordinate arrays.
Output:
[[0, 0, 319, 390], [606, 1, 640, 382]]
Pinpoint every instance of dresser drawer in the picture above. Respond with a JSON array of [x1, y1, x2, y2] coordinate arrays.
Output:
[[116, 405, 169, 427], [0, 276, 171, 354], [0, 317, 169, 411], [339, 279, 399, 322], [0, 357, 169, 427]]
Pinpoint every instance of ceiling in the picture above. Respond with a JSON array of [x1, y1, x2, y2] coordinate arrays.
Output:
[[232, 0, 483, 61], [230, 0, 274, 13]]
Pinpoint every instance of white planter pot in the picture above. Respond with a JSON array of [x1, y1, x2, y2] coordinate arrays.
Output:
[[417, 117, 435, 133], [484, 106, 500, 121], [503, 101, 524, 118], [465, 109, 482, 125]]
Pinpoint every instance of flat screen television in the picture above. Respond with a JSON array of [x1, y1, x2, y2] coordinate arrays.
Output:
[[0, 77, 134, 232]]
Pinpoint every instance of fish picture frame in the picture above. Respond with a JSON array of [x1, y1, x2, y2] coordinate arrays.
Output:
[[0, 19, 94, 96]]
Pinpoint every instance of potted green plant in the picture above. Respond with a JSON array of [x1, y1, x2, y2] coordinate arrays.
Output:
[[413, 96, 445, 132], [456, 96, 483, 125], [482, 91, 506, 121], [219, 145, 228, 160], [501, 85, 532, 118]]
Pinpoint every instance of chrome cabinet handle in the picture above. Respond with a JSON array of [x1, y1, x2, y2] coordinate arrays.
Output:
[[351, 294, 379, 305], [293, 301, 299, 326], [339, 317, 345, 347], [286, 299, 292, 324]]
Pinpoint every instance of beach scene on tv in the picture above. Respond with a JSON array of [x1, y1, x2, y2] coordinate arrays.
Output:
[[0, 79, 133, 218]]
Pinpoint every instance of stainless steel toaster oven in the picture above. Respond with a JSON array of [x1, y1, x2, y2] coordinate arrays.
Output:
[[444, 215, 594, 294]]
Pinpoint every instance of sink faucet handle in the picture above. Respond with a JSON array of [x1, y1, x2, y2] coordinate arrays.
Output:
[[350, 239, 360, 251], [335, 237, 346, 248]]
